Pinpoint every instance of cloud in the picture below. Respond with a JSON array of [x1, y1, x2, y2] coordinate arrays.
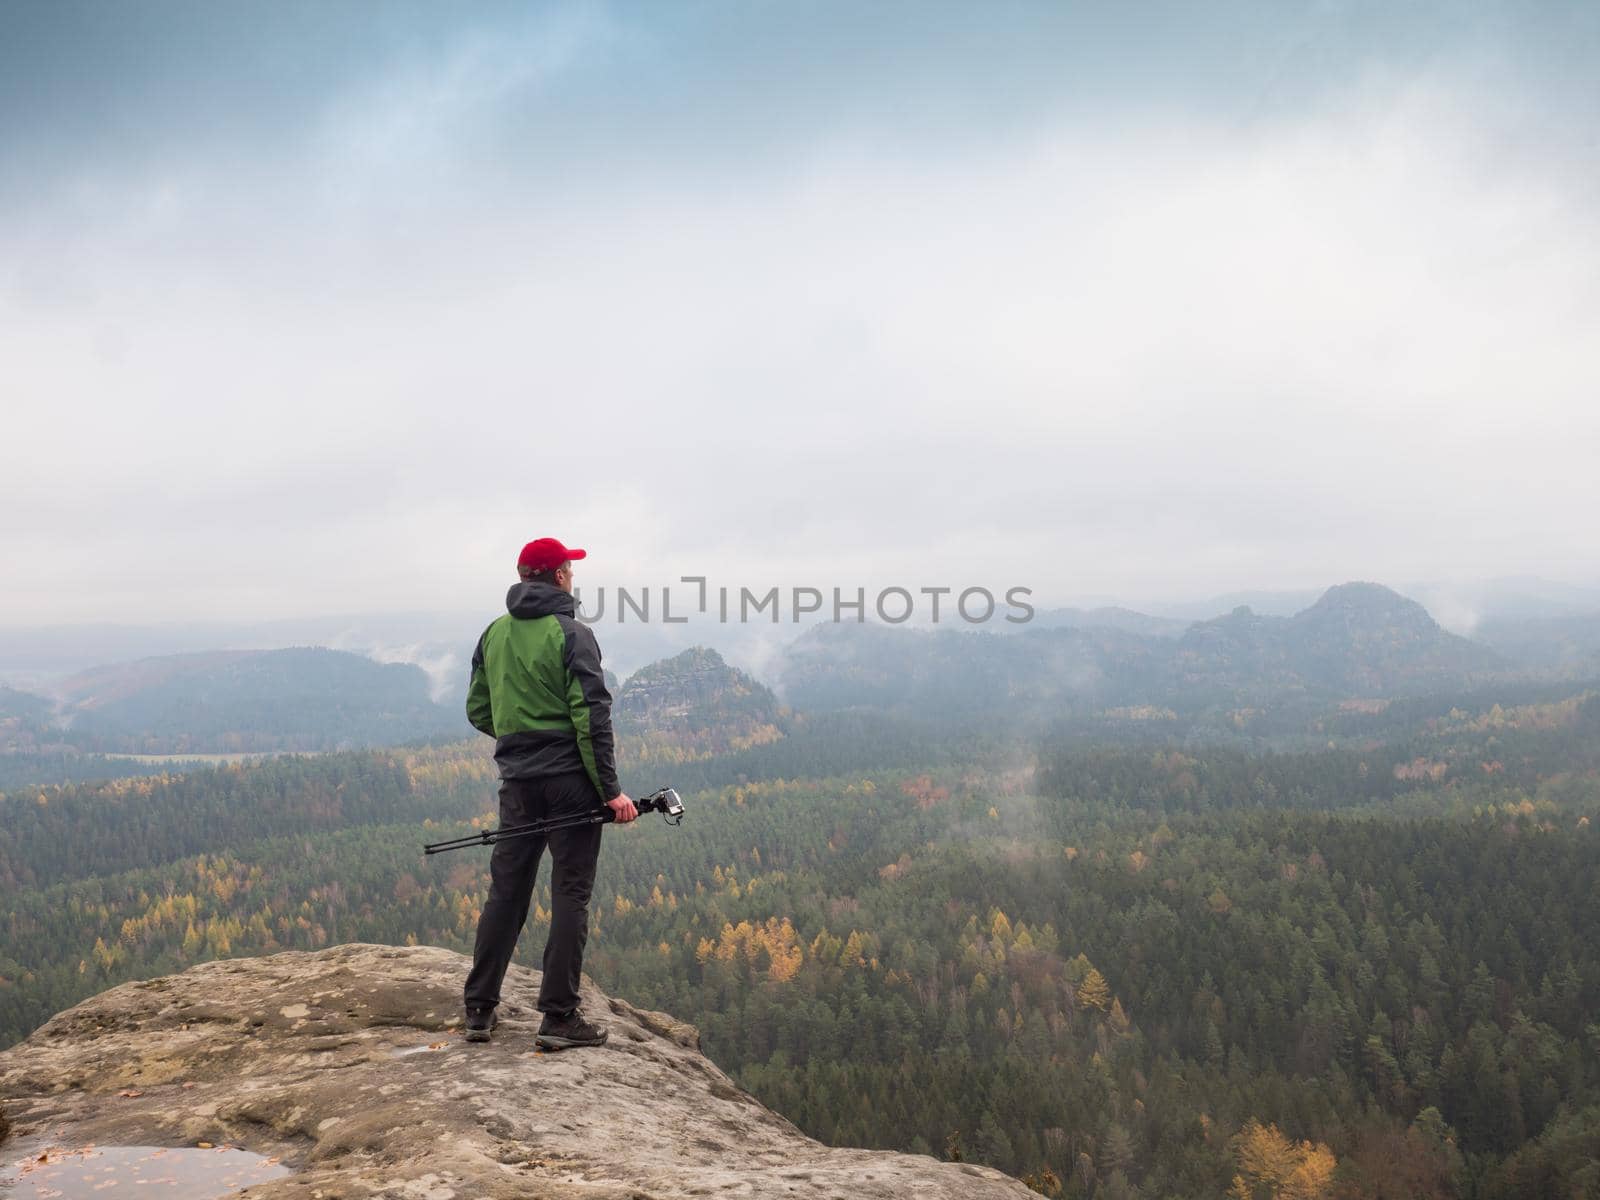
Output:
[[2, 9, 1598, 626], [356, 640, 463, 703], [310, 6, 621, 186]]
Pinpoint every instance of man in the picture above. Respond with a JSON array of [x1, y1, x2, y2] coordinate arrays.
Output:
[[462, 536, 637, 1050]]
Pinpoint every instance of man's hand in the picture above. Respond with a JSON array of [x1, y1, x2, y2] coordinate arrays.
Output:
[[607, 792, 638, 824]]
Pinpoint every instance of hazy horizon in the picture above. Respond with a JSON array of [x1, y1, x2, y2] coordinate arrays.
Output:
[[4, 570, 1600, 695]]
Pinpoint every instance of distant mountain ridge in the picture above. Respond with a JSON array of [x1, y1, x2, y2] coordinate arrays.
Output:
[[778, 617, 1174, 721], [0, 686, 57, 755], [780, 582, 1514, 720], [1473, 611, 1600, 676], [1174, 581, 1505, 699], [1023, 606, 1191, 639], [1, 582, 1576, 771], [10, 647, 459, 755], [53, 650, 258, 710]]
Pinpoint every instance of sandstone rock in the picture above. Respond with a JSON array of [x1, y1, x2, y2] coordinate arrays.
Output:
[[0, 943, 1033, 1198]]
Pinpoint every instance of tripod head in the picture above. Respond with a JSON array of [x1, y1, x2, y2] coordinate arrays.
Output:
[[637, 786, 685, 824]]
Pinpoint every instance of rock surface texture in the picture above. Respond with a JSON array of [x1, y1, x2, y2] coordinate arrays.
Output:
[[0, 943, 1033, 1198]]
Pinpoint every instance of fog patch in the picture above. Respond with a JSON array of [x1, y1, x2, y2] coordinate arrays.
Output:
[[324, 629, 462, 703]]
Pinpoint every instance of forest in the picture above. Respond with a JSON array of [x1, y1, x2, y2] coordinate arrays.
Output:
[[2, 687, 1598, 1197]]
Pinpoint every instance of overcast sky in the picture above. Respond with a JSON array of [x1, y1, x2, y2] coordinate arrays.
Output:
[[3, 0, 1597, 629]]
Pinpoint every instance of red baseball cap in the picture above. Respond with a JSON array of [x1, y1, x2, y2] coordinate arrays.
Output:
[[517, 537, 587, 573]]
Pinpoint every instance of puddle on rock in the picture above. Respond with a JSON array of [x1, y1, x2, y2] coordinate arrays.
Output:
[[1, 1140, 291, 1199]]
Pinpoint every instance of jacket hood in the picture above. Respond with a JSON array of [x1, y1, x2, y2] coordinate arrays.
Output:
[[505, 579, 577, 620]]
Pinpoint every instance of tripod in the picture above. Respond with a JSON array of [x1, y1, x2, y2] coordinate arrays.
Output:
[[423, 786, 685, 855]]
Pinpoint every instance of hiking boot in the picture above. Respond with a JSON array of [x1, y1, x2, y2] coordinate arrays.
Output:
[[464, 1006, 498, 1043], [536, 1009, 608, 1050]]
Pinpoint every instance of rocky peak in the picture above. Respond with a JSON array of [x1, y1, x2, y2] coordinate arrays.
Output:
[[619, 647, 768, 709], [615, 647, 783, 753], [1295, 581, 1439, 634], [0, 943, 1028, 1198]]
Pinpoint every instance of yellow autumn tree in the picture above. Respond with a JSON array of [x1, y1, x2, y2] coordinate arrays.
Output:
[[1108, 997, 1131, 1035], [698, 917, 804, 981], [990, 909, 1013, 943], [1230, 1120, 1336, 1200], [840, 930, 869, 968], [1077, 965, 1111, 1012]]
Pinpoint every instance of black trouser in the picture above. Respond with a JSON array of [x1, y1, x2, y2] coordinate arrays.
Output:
[[463, 771, 604, 1016]]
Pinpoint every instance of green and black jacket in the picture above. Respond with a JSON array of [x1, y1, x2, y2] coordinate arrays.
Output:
[[466, 580, 620, 800]]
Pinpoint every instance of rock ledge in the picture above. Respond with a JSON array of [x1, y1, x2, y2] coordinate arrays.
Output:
[[0, 943, 1031, 1199]]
